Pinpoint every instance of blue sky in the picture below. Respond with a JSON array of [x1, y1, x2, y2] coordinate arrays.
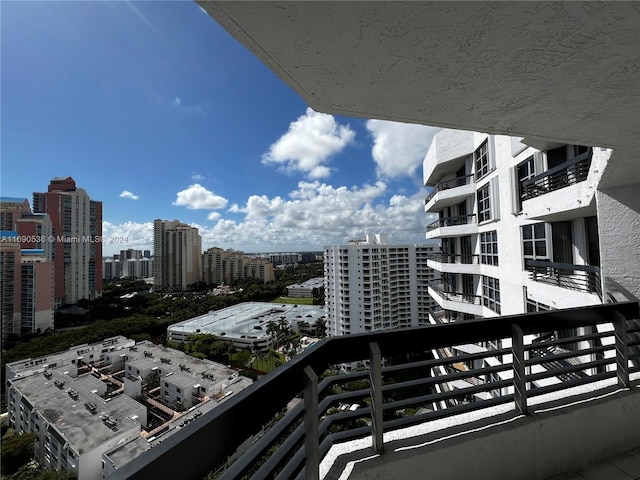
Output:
[[2, 0, 439, 255]]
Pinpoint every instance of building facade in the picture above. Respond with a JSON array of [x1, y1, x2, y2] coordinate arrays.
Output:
[[5, 337, 252, 480], [201, 247, 274, 285], [423, 130, 606, 323], [1, 198, 55, 344], [153, 220, 201, 291], [324, 233, 438, 336], [32, 177, 102, 305]]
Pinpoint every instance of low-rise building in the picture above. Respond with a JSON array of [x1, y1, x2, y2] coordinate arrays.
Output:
[[5, 336, 252, 480]]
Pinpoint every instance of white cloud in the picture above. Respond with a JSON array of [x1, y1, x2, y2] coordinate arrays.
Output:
[[172, 97, 181, 107], [262, 108, 355, 179], [119, 191, 139, 200], [105, 181, 438, 256], [102, 220, 154, 255], [173, 184, 228, 210], [366, 120, 440, 179], [191, 172, 205, 181]]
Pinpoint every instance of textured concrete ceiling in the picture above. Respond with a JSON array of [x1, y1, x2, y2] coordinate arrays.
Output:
[[199, 1, 640, 187]]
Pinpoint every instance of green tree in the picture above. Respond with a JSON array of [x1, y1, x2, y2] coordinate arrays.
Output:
[[1, 430, 38, 475]]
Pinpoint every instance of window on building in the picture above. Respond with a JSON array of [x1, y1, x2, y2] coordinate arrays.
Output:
[[480, 231, 498, 265], [477, 184, 491, 222], [526, 298, 551, 312], [482, 276, 501, 314], [516, 155, 535, 210], [474, 140, 490, 179], [522, 223, 549, 268], [176, 387, 181, 394]]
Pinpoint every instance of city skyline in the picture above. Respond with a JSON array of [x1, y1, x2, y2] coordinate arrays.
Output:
[[2, 1, 440, 256]]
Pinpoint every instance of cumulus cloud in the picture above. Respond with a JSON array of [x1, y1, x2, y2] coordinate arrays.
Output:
[[102, 220, 154, 255], [106, 181, 438, 255], [119, 191, 139, 200], [262, 108, 355, 179], [366, 120, 440, 179], [173, 184, 228, 210]]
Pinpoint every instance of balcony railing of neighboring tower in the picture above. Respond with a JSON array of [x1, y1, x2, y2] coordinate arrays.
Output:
[[424, 174, 475, 204], [521, 148, 593, 201], [429, 281, 483, 305], [427, 253, 480, 264], [110, 302, 639, 480], [526, 260, 602, 298], [426, 214, 477, 231]]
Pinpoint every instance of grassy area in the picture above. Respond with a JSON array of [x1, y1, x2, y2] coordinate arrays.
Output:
[[272, 296, 314, 305], [230, 351, 285, 374]]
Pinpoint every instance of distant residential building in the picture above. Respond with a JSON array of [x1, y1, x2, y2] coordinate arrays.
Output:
[[287, 277, 324, 298], [153, 219, 201, 291], [324, 233, 438, 336], [202, 247, 274, 285], [32, 177, 102, 305], [1, 197, 55, 344], [268, 252, 302, 265], [102, 251, 153, 280]]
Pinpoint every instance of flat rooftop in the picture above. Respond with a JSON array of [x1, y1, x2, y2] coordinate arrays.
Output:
[[167, 301, 325, 340], [12, 370, 142, 453]]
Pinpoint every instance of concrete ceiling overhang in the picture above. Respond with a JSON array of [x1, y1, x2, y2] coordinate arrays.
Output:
[[199, 1, 640, 187]]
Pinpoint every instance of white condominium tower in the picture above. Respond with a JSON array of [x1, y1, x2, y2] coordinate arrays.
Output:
[[324, 233, 438, 336], [153, 219, 202, 291], [423, 129, 618, 323]]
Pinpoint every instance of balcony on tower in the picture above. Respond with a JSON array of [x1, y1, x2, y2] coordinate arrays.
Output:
[[426, 214, 477, 239], [518, 145, 606, 222]]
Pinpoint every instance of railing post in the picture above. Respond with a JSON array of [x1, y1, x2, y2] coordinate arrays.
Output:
[[369, 342, 384, 453], [303, 365, 320, 480], [614, 313, 630, 388], [511, 324, 528, 414]]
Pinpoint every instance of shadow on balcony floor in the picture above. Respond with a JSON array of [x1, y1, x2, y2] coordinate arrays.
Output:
[[547, 447, 640, 480], [323, 381, 640, 480]]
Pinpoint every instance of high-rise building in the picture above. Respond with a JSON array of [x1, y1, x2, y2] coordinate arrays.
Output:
[[32, 177, 102, 305], [423, 130, 607, 322], [153, 220, 201, 291], [1, 198, 55, 345], [324, 233, 438, 336]]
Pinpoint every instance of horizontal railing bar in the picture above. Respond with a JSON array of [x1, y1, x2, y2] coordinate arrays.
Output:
[[527, 260, 601, 273], [528, 331, 611, 350], [528, 371, 616, 399], [527, 345, 612, 367], [384, 379, 514, 412], [383, 394, 515, 433], [527, 357, 614, 383]]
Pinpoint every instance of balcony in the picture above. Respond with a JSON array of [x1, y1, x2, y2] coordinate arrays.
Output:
[[428, 282, 484, 317], [426, 214, 477, 239], [528, 260, 601, 297], [111, 302, 639, 480], [427, 253, 481, 275], [424, 174, 475, 212], [521, 149, 597, 222]]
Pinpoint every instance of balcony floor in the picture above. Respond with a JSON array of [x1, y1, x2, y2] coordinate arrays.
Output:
[[547, 447, 640, 480]]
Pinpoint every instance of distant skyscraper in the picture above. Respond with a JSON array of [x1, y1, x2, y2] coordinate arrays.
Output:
[[324, 233, 438, 336], [32, 177, 102, 305], [0, 198, 55, 345], [153, 220, 201, 291]]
